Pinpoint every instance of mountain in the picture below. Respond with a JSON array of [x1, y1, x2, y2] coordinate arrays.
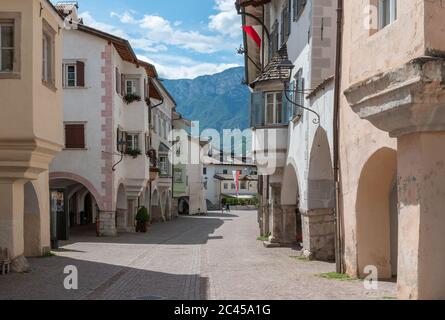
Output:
[[163, 67, 250, 139]]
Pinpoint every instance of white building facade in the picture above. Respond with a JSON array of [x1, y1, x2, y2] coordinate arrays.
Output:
[[238, 0, 337, 260]]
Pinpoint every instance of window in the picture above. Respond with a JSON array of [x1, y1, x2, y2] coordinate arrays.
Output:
[[240, 181, 247, 190], [65, 64, 76, 87], [292, 69, 305, 118], [265, 92, 283, 124], [126, 79, 138, 95], [42, 20, 56, 87], [159, 156, 170, 176], [0, 22, 14, 72], [269, 20, 279, 62], [223, 169, 228, 174], [231, 183, 236, 190], [203, 167, 207, 175], [0, 12, 20, 77], [65, 124, 85, 149], [63, 61, 85, 88], [281, 0, 291, 44], [293, 0, 307, 21], [223, 183, 229, 190], [126, 133, 139, 151], [379, 0, 397, 29]]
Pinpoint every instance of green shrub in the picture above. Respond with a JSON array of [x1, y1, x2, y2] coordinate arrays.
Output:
[[135, 206, 150, 222], [124, 93, 142, 104]]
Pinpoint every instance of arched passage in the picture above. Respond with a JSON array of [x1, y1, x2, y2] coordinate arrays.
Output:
[[24, 182, 42, 257], [49, 175, 101, 240], [303, 127, 336, 261], [281, 163, 301, 245], [356, 148, 398, 279]]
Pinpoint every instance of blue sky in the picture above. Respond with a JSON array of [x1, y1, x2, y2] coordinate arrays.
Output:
[[58, 0, 243, 79]]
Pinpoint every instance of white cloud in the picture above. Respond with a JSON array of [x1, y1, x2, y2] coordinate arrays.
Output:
[[209, 0, 241, 38], [79, 12, 128, 39], [138, 54, 240, 80], [111, 12, 238, 54]]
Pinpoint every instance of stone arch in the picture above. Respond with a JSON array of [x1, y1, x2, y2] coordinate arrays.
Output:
[[49, 172, 103, 239], [356, 147, 398, 279], [281, 161, 300, 206], [307, 127, 335, 210], [50, 172, 105, 211], [24, 181, 42, 257]]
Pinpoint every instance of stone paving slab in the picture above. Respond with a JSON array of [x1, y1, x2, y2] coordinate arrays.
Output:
[[0, 211, 396, 300]]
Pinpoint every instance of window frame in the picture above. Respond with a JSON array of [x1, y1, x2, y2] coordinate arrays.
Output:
[[63, 63, 77, 88], [159, 155, 170, 177], [379, 0, 397, 30], [293, 0, 307, 22], [42, 19, 56, 89], [126, 79, 138, 95], [265, 92, 283, 125], [126, 133, 140, 151], [0, 12, 21, 78]]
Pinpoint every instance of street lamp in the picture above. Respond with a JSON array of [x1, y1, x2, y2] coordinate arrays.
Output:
[[277, 59, 321, 125]]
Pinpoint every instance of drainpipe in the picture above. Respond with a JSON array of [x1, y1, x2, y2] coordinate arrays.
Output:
[[333, 0, 344, 274]]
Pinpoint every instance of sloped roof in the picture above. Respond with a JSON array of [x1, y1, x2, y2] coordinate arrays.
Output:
[[251, 45, 291, 86], [236, 0, 272, 8]]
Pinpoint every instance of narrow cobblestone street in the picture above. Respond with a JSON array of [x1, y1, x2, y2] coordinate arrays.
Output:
[[0, 211, 396, 300]]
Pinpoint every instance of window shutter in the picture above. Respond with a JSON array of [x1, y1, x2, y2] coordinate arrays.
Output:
[[115, 68, 120, 94], [65, 124, 85, 149], [121, 74, 125, 95], [62, 64, 65, 87], [289, 81, 295, 120], [281, 91, 289, 124], [250, 92, 265, 127], [76, 61, 85, 87]]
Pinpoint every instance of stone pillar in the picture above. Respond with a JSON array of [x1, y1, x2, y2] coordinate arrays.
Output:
[[397, 132, 445, 300], [98, 211, 117, 237], [116, 208, 128, 232], [24, 172, 51, 257], [301, 208, 335, 261], [0, 179, 26, 265], [281, 205, 298, 245]]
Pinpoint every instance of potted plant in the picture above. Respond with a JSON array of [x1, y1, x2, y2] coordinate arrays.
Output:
[[135, 206, 150, 233], [123, 93, 142, 105], [125, 148, 142, 158]]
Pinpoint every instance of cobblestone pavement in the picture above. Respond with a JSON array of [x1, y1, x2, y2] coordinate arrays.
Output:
[[0, 211, 396, 300]]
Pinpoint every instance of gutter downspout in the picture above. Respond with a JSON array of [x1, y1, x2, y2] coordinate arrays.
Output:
[[333, 0, 344, 274]]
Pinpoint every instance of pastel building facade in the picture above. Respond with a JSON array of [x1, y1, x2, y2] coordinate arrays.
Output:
[[238, 0, 337, 260], [49, 3, 167, 237], [0, 0, 63, 270]]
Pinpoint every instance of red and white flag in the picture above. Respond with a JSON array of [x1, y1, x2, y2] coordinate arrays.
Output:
[[242, 25, 262, 48]]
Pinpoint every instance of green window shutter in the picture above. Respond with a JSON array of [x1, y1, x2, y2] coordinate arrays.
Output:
[[250, 92, 265, 127]]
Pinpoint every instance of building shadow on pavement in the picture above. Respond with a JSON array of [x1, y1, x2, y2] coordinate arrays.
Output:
[[60, 212, 248, 246], [0, 255, 209, 300]]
